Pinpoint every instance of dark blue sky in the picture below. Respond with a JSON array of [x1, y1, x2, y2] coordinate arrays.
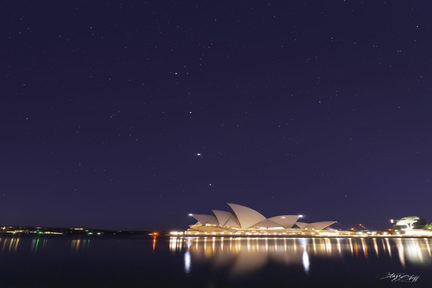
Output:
[[1, 0, 432, 230]]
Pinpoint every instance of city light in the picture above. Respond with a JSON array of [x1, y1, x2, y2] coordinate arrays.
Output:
[[178, 205, 432, 238]]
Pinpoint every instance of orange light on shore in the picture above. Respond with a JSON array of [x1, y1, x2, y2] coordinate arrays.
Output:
[[149, 232, 159, 236]]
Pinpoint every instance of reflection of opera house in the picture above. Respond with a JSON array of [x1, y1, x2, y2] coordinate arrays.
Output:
[[184, 203, 337, 236]]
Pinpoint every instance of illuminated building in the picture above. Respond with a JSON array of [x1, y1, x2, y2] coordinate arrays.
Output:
[[184, 203, 337, 235], [296, 221, 338, 230]]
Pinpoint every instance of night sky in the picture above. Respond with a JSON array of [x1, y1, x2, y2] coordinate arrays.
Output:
[[2, 1, 432, 230]]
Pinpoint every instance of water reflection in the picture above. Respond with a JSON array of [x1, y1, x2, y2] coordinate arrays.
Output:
[[302, 249, 310, 273], [31, 238, 48, 252], [0, 237, 20, 252], [169, 237, 432, 277], [0, 237, 96, 254], [70, 239, 91, 252], [184, 250, 191, 273], [402, 238, 432, 266]]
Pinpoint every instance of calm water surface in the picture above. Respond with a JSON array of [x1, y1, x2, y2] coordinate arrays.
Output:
[[0, 236, 431, 287]]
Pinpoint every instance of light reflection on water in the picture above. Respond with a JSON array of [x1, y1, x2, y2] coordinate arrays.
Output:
[[0, 237, 20, 252], [0, 237, 91, 253], [169, 237, 432, 276], [0, 236, 430, 286], [71, 239, 91, 252]]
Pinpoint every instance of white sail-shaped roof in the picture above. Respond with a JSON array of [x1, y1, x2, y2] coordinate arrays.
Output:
[[295, 222, 308, 229], [307, 221, 337, 230], [212, 210, 241, 227], [296, 221, 336, 230], [227, 203, 266, 229], [267, 215, 299, 228], [254, 219, 283, 228], [190, 214, 219, 225]]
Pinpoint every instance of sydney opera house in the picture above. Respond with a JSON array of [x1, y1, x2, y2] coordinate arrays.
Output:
[[182, 203, 337, 236]]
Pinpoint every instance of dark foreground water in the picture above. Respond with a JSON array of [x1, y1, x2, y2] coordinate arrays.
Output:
[[0, 236, 431, 287]]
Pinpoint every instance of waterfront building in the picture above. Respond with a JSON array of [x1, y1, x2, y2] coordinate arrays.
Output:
[[185, 203, 337, 235]]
